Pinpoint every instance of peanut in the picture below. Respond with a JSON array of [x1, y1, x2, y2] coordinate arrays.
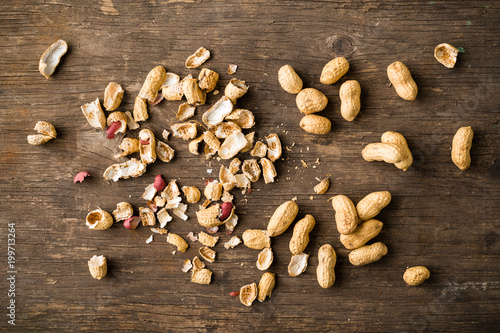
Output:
[[361, 142, 405, 166], [167, 233, 188, 252], [340, 219, 383, 250], [331, 195, 358, 235], [434, 43, 458, 68], [451, 126, 473, 171], [289, 214, 316, 255], [314, 177, 330, 194], [320, 57, 349, 85], [257, 272, 276, 302], [242, 229, 271, 250], [316, 244, 336, 288], [349, 242, 388, 266], [387, 61, 418, 101], [403, 266, 431, 286], [278, 64, 303, 94], [339, 80, 361, 121], [356, 191, 391, 221], [381, 131, 413, 171], [296, 88, 328, 114], [138, 65, 167, 103], [299, 114, 331, 135], [267, 200, 299, 237]]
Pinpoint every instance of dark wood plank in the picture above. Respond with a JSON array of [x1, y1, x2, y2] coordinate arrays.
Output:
[[0, 0, 499, 331]]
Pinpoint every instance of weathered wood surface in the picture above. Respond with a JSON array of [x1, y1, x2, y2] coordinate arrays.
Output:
[[0, 0, 499, 331]]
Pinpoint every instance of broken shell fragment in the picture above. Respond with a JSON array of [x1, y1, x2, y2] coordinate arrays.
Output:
[[103, 82, 124, 111], [204, 180, 223, 201], [224, 236, 242, 249], [219, 165, 236, 191], [162, 72, 180, 87], [192, 256, 205, 271], [242, 229, 271, 250], [182, 186, 201, 203], [185, 47, 211, 68], [229, 158, 241, 174], [112, 202, 133, 221], [225, 109, 255, 129], [191, 268, 212, 284], [265, 133, 282, 162], [124, 111, 140, 130], [106, 111, 128, 137], [167, 233, 188, 252], [27, 134, 53, 145], [256, 247, 273, 271], [240, 132, 255, 153], [181, 78, 206, 105], [176, 103, 196, 121], [156, 140, 175, 162], [288, 253, 309, 277], [182, 259, 192, 273], [212, 121, 242, 139], [225, 213, 238, 233], [103, 158, 147, 182], [250, 141, 267, 158], [161, 180, 180, 200], [34, 121, 57, 138], [115, 138, 139, 159], [139, 129, 156, 164], [39, 39, 68, 79], [188, 135, 204, 155], [199, 246, 216, 263], [142, 183, 157, 201], [314, 178, 330, 194], [198, 68, 219, 92], [203, 131, 221, 159], [86, 208, 114, 230], [198, 232, 219, 248], [242, 159, 261, 182], [260, 158, 277, 184], [196, 204, 224, 228], [239, 283, 258, 307], [133, 97, 148, 122], [225, 79, 248, 104], [219, 131, 248, 159], [81, 98, 106, 130], [171, 122, 197, 140], [88, 255, 107, 280], [434, 43, 459, 68], [162, 82, 184, 101], [138, 65, 167, 103], [234, 174, 251, 189], [202, 96, 234, 127], [157, 208, 172, 228], [228, 64, 238, 74], [139, 207, 156, 226], [257, 272, 276, 302]]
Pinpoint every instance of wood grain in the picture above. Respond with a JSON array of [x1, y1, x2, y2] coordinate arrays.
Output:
[[1, 0, 499, 331]]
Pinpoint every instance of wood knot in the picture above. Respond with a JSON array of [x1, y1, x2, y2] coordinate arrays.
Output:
[[326, 36, 354, 56]]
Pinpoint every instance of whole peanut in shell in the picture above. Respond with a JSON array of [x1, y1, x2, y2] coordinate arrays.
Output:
[[267, 201, 299, 237], [320, 57, 349, 85], [289, 214, 316, 255], [349, 242, 388, 266], [278, 65, 303, 94], [316, 244, 336, 288], [451, 126, 473, 171], [403, 266, 430, 286], [296, 88, 328, 114], [387, 61, 418, 101], [339, 80, 361, 121], [299, 115, 331, 135], [356, 191, 391, 221], [340, 219, 383, 250], [331, 195, 359, 235], [381, 131, 413, 171]]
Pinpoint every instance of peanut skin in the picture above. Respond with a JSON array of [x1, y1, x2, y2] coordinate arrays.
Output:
[[356, 191, 391, 221], [331, 195, 359, 235], [339, 80, 361, 121], [289, 214, 316, 255], [451, 126, 473, 171], [316, 244, 336, 288], [340, 219, 383, 250], [349, 242, 388, 266], [387, 61, 418, 101], [403, 266, 430, 286]]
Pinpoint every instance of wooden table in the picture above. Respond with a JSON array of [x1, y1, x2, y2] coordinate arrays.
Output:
[[1, 0, 499, 331]]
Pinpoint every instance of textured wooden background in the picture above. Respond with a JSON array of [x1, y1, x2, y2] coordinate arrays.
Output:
[[1, 0, 499, 331]]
